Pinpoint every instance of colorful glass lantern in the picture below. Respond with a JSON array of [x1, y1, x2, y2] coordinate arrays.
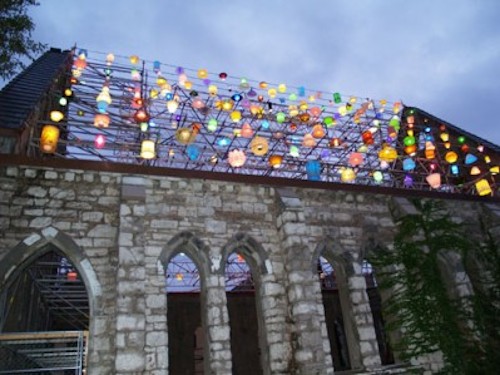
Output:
[[341, 168, 356, 182], [475, 179, 492, 196], [312, 124, 325, 139], [67, 270, 78, 281], [94, 114, 110, 128], [176, 128, 195, 145], [250, 136, 269, 156], [207, 118, 218, 132], [140, 140, 156, 159], [228, 149, 246, 167], [426, 173, 441, 189], [130, 55, 140, 64], [186, 144, 201, 161], [373, 171, 384, 183], [269, 155, 283, 168], [306, 160, 321, 181], [95, 134, 106, 149], [425, 141, 436, 159], [276, 112, 286, 123], [241, 123, 254, 138], [289, 145, 300, 158], [40, 125, 60, 153], [404, 144, 417, 155], [167, 100, 179, 113], [349, 152, 363, 167], [403, 158, 416, 171], [470, 166, 481, 176], [362, 131, 374, 145], [445, 151, 458, 164], [465, 153, 478, 165], [230, 110, 242, 122], [134, 109, 149, 123], [302, 134, 316, 147], [378, 144, 398, 163], [50, 110, 64, 122], [197, 68, 208, 79]]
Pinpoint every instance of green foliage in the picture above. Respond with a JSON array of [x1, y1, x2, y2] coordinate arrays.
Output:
[[370, 199, 499, 374], [0, 0, 46, 80]]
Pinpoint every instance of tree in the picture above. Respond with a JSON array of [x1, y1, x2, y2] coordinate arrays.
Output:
[[0, 0, 46, 80]]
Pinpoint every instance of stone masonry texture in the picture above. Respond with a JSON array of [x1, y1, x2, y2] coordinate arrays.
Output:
[[0, 165, 498, 374]]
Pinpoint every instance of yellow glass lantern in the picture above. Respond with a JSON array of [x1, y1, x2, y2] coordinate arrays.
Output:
[[130, 55, 140, 64], [176, 128, 195, 145], [167, 100, 179, 113], [250, 136, 269, 156], [470, 166, 481, 176], [197, 68, 208, 79], [208, 84, 218, 96], [230, 110, 242, 122], [40, 125, 60, 153], [378, 144, 398, 162], [425, 141, 436, 159], [269, 155, 283, 168], [341, 168, 356, 182], [445, 151, 458, 164], [50, 110, 64, 122], [278, 83, 287, 93], [490, 166, 499, 174], [140, 140, 156, 159], [475, 179, 492, 196]]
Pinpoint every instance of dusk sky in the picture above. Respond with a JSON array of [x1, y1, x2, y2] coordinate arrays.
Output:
[[21, 0, 500, 145]]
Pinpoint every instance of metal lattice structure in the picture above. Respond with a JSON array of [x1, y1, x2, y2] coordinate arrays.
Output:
[[24, 47, 499, 198]]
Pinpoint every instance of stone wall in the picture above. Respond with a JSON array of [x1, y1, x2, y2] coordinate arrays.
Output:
[[0, 164, 497, 374]]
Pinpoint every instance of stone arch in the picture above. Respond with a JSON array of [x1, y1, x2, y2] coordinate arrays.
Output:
[[0, 226, 102, 319], [159, 231, 211, 375], [0, 227, 103, 372], [221, 232, 270, 276], [313, 237, 363, 370], [159, 231, 211, 279], [221, 233, 271, 375]]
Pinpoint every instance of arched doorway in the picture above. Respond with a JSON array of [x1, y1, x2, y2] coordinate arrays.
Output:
[[317, 256, 351, 371], [166, 251, 204, 374], [0, 242, 89, 374], [225, 251, 263, 375]]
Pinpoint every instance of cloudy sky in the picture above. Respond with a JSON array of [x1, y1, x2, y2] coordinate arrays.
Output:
[[23, 0, 500, 145]]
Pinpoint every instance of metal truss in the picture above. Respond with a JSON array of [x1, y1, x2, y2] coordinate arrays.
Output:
[[28, 48, 499, 198]]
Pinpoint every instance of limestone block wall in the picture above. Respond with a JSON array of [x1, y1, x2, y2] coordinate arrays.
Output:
[[0, 164, 497, 375]]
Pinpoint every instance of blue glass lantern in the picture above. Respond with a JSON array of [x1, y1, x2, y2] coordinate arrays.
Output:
[[186, 144, 201, 161], [306, 160, 321, 181]]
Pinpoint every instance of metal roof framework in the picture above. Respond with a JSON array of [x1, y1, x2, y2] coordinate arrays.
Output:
[[21, 47, 499, 198]]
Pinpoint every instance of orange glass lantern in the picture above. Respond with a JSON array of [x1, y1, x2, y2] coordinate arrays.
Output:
[[40, 125, 60, 153], [425, 141, 436, 159], [94, 114, 110, 128], [269, 154, 283, 168], [445, 151, 458, 164], [362, 131, 374, 145], [404, 144, 417, 155], [329, 138, 343, 148], [349, 152, 364, 167], [312, 124, 325, 139], [241, 123, 254, 138], [250, 136, 269, 156]]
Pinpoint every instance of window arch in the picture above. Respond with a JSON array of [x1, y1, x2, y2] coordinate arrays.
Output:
[[317, 255, 351, 370], [0, 228, 101, 374], [221, 234, 269, 375], [160, 232, 210, 375]]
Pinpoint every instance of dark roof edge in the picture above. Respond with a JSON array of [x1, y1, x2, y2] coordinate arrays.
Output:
[[408, 106, 500, 153]]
